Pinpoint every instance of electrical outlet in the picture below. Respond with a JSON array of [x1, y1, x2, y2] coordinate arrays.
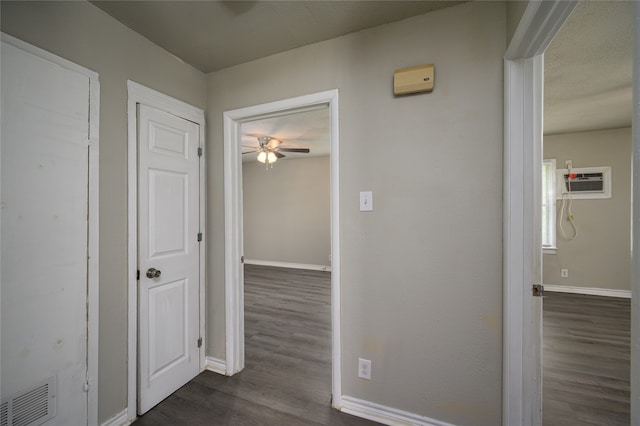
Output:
[[561, 269, 569, 278], [358, 358, 371, 380]]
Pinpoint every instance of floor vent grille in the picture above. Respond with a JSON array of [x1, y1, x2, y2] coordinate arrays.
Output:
[[0, 377, 56, 426], [1, 402, 9, 426]]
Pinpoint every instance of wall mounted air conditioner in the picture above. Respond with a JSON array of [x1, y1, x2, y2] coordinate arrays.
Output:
[[555, 166, 611, 199]]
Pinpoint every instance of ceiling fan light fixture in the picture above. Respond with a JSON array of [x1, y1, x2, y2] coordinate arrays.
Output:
[[257, 150, 277, 165]]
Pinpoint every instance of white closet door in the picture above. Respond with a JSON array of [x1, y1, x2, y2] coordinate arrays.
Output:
[[137, 104, 200, 414], [1, 40, 90, 425]]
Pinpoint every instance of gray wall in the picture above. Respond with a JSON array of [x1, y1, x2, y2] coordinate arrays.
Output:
[[243, 156, 331, 267], [0, 2, 207, 422], [207, 2, 505, 425], [543, 128, 632, 290]]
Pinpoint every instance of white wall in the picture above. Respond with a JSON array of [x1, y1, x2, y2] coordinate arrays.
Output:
[[543, 127, 632, 290], [243, 156, 331, 267], [207, 2, 505, 424], [0, 2, 207, 422]]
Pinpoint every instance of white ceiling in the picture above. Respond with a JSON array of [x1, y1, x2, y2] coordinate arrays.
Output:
[[544, 0, 634, 136], [240, 106, 330, 162], [91, 0, 635, 140]]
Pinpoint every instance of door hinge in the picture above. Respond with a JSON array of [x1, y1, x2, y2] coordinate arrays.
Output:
[[197, 147, 203, 157], [197, 337, 203, 348], [83, 381, 90, 392], [241, 255, 244, 264], [137, 270, 140, 280], [532, 284, 544, 297], [197, 232, 203, 242]]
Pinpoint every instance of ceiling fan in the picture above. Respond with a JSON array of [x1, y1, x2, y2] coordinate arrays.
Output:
[[242, 136, 310, 168]]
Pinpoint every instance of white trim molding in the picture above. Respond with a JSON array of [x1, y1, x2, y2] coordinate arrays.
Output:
[[632, 2, 640, 423], [340, 396, 454, 426], [204, 357, 227, 375], [100, 409, 132, 426], [223, 89, 341, 404], [503, 2, 577, 425], [545, 285, 632, 299], [86, 58, 101, 426], [503, 53, 542, 426], [505, 0, 577, 60], [244, 259, 332, 272], [126, 81, 206, 421]]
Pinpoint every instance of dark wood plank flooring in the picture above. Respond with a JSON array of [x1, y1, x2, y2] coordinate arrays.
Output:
[[134, 265, 378, 425], [543, 292, 630, 425]]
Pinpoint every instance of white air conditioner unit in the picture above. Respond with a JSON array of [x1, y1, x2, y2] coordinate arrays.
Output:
[[556, 166, 611, 199]]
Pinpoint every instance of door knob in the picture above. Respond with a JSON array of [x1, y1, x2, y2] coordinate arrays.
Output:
[[146, 268, 161, 279]]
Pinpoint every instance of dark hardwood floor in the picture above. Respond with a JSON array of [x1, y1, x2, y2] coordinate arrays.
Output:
[[134, 270, 632, 425], [134, 265, 378, 426], [543, 292, 630, 425]]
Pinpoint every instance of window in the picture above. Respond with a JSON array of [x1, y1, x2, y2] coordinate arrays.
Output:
[[542, 159, 556, 250]]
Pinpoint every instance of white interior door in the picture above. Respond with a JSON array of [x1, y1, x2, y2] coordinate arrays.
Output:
[[1, 40, 91, 425], [137, 104, 201, 414]]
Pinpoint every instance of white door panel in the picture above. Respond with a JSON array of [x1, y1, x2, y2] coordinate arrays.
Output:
[[1, 40, 90, 425], [138, 104, 200, 414], [148, 279, 188, 376], [148, 169, 188, 257]]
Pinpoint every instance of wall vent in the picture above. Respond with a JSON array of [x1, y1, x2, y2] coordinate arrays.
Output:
[[556, 166, 612, 199], [0, 377, 56, 426]]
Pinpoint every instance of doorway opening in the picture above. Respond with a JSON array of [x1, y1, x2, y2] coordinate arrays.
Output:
[[540, 2, 634, 423], [223, 90, 341, 406], [241, 104, 333, 411], [504, 1, 639, 424]]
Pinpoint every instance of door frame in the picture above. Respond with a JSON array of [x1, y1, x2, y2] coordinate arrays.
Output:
[[1, 33, 100, 425], [126, 81, 206, 421], [222, 90, 341, 405]]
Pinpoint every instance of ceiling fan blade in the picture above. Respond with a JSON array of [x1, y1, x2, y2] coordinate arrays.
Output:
[[278, 148, 310, 153], [266, 138, 282, 150], [275, 152, 286, 159], [242, 151, 255, 155]]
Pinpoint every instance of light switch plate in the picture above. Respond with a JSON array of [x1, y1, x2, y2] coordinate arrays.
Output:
[[360, 191, 373, 212]]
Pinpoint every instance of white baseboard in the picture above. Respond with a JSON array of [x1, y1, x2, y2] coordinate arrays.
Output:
[[340, 396, 454, 426], [101, 409, 132, 426], [544, 284, 632, 298], [205, 356, 227, 375], [244, 259, 331, 272]]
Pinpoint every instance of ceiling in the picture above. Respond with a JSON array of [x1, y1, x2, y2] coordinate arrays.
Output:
[[91, 0, 463, 73], [91, 1, 635, 144], [240, 106, 330, 162], [544, 0, 634, 135]]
